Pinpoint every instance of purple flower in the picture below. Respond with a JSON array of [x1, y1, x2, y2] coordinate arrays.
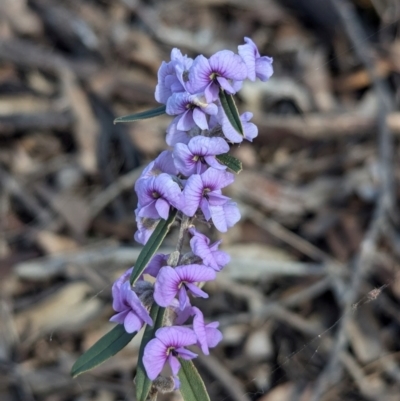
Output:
[[192, 307, 223, 355], [173, 301, 194, 326], [189, 228, 230, 271], [218, 108, 258, 143], [154, 264, 216, 310], [166, 92, 218, 131], [144, 253, 168, 277], [166, 117, 191, 146], [240, 112, 258, 141], [134, 208, 159, 245], [143, 326, 197, 380], [110, 281, 153, 333], [173, 136, 229, 176], [181, 167, 234, 220], [209, 200, 241, 232], [186, 51, 248, 102], [173, 377, 181, 390], [113, 267, 133, 289], [133, 216, 160, 245], [136, 173, 182, 220], [139, 151, 178, 180], [238, 37, 273, 82], [155, 49, 193, 104]]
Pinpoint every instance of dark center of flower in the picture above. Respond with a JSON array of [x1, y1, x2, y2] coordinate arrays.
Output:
[[182, 70, 189, 82], [209, 72, 219, 81], [178, 282, 188, 290], [203, 187, 210, 199], [193, 155, 206, 165]]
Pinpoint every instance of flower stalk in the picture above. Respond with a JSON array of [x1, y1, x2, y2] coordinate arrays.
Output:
[[71, 37, 273, 401]]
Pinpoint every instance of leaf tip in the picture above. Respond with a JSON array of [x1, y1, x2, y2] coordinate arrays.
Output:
[[70, 364, 82, 379]]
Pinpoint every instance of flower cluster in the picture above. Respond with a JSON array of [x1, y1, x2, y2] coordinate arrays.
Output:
[[110, 37, 273, 388]]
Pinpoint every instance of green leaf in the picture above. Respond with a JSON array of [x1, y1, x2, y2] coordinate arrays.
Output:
[[179, 359, 210, 401], [130, 209, 177, 285], [216, 153, 242, 174], [136, 304, 166, 401], [71, 325, 136, 378], [114, 105, 166, 124], [219, 90, 243, 136]]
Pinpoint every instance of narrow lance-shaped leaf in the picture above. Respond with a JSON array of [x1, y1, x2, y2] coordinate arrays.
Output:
[[216, 153, 242, 174], [219, 90, 243, 136], [178, 359, 211, 401], [136, 304, 166, 401], [114, 105, 166, 124], [71, 325, 136, 378], [130, 209, 177, 285]]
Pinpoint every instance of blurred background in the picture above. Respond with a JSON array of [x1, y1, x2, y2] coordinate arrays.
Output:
[[1, 0, 400, 400]]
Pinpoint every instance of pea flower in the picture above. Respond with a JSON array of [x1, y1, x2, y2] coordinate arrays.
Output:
[[189, 227, 230, 271], [173, 302, 194, 326], [166, 92, 218, 131], [173, 136, 229, 176], [144, 253, 169, 277], [143, 326, 197, 381], [192, 307, 223, 355], [182, 168, 239, 232], [166, 117, 192, 146], [139, 150, 178, 180], [110, 280, 153, 333], [154, 264, 216, 310], [218, 108, 258, 143], [238, 37, 274, 82], [155, 49, 193, 104], [186, 50, 248, 102], [209, 200, 241, 233], [134, 208, 159, 245], [136, 173, 183, 220]]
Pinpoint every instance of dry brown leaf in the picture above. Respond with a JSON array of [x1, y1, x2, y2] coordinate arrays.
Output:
[[387, 112, 400, 135], [230, 171, 305, 216], [0, 0, 43, 36], [15, 282, 102, 338], [347, 309, 383, 364], [0, 95, 52, 116], [259, 383, 312, 401], [244, 327, 273, 360], [221, 324, 248, 346], [35, 231, 79, 255], [129, 116, 169, 154], [60, 69, 99, 173], [112, 27, 162, 73], [258, 383, 294, 401], [36, 187, 91, 237]]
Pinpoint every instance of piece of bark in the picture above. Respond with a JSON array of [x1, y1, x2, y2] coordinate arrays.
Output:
[[256, 112, 377, 140], [0, 38, 98, 78], [0, 111, 73, 136]]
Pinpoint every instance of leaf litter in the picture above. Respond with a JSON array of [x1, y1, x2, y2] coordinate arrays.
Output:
[[1, 1, 400, 400]]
